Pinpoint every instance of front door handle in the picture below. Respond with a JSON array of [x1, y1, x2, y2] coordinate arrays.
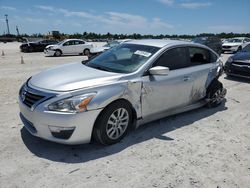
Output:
[[183, 76, 190, 81]]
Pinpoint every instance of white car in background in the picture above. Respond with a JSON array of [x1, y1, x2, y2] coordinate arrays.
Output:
[[90, 39, 131, 55], [44, 39, 93, 56], [222, 37, 250, 53]]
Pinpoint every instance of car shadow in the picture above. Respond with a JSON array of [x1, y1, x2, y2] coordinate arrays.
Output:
[[224, 75, 250, 83], [21, 101, 227, 163]]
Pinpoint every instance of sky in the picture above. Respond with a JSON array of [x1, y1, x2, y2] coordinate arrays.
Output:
[[0, 0, 250, 35]]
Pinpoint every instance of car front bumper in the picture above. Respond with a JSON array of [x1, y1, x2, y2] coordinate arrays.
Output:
[[19, 97, 102, 145], [20, 46, 29, 52], [222, 45, 239, 52], [224, 62, 250, 79], [44, 49, 56, 56]]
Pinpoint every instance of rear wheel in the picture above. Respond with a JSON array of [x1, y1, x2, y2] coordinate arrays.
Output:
[[206, 80, 225, 108], [93, 101, 132, 145]]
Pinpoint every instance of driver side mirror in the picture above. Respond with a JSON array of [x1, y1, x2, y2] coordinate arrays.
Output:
[[149, 66, 169, 76]]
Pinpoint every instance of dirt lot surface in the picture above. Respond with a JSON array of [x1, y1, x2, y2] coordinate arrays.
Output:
[[0, 42, 250, 188]]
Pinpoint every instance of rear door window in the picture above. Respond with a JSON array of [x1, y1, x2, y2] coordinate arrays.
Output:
[[188, 47, 213, 66], [154, 47, 189, 70], [75, 40, 84, 45], [63, 41, 75, 46]]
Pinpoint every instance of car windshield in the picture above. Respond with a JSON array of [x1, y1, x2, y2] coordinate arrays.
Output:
[[57, 40, 66, 45], [31, 39, 43, 43], [228, 38, 242, 43], [86, 43, 160, 73], [242, 44, 250, 52]]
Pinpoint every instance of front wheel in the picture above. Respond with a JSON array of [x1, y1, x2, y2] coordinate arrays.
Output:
[[54, 50, 62, 57], [93, 101, 132, 145], [84, 49, 90, 57]]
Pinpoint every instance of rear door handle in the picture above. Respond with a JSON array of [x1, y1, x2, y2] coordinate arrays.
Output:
[[183, 76, 190, 81]]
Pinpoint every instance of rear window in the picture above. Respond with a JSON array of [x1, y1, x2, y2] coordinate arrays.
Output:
[[75, 40, 84, 44], [188, 47, 216, 65]]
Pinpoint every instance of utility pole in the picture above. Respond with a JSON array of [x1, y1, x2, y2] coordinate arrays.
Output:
[[16, 26, 20, 36], [5, 14, 10, 35]]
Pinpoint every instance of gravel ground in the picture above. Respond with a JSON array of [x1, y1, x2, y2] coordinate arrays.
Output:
[[0, 42, 250, 188]]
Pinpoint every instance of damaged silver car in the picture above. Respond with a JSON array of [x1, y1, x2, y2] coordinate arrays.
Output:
[[19, 39, 226, 145]]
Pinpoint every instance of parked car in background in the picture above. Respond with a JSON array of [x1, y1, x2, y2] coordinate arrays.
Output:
[[44, 39, 93, 56], [221, 38, 229, 43], [20, 39, 58, 52], [19, 39, 226, 145], [192, 36, 222, 55], [224, 43, 250, 79], [222, 37, 250, 53], [90, 39, 131, 55]]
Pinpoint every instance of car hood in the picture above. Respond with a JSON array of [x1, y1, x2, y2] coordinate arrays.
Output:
[[233, 52, 250, 61], [46, 44, 59, 49], [223, 42, 241, 46], [29, 62, 122, 92]]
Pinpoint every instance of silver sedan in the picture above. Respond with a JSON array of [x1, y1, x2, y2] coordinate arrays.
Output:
[[19, 39, 226, 145]]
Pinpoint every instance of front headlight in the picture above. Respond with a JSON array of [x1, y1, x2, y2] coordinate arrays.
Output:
[[48, 93, 95, 113]]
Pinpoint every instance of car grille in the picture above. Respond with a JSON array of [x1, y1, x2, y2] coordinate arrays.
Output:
[[20, 87, 46, 108], [231, 69, 250, 77], [23, 91, 45, 107], [233, 61, 250, 66], [223, 46, 231, 49]]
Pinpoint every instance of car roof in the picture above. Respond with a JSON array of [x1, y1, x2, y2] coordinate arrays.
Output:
[[64, 39, 84, 42], [125, 39, 194, 48]]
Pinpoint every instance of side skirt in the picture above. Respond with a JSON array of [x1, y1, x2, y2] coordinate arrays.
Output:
[[136, 100, 207, 128]]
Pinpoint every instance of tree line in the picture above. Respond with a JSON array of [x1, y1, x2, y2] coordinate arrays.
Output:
[[1, 32, 250, 40]]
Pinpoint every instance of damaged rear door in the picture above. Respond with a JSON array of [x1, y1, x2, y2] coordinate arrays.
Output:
[[186, 47, 219, 102]]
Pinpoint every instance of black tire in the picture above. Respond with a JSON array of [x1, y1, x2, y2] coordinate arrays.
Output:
[[93, 100, 132, 145], [54, 50, 62, 57], [206, 80, 224, 108], [84, 49, 90, 56]]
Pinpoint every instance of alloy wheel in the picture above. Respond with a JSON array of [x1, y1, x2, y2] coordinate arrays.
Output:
[[106, 108, 129, 140]]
